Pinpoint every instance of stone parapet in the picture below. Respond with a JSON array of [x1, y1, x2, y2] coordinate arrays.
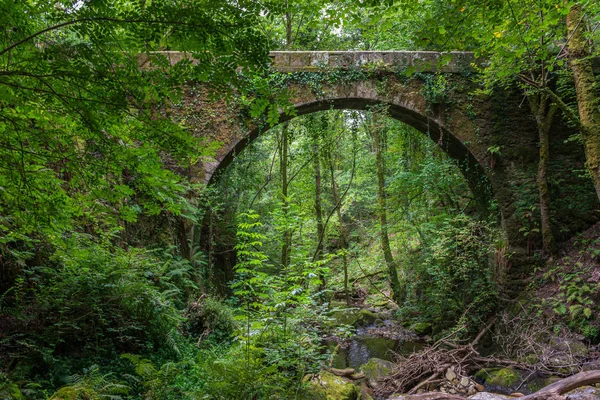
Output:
[[139, 50, 600, 74], [268, 51, 477, 73]]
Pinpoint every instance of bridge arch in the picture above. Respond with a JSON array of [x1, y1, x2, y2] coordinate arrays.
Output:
[[166, 50, 598, 251], [207, 95, 493, 215]]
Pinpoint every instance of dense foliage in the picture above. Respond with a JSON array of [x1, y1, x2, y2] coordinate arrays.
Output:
[[1, 0, 600, 398]]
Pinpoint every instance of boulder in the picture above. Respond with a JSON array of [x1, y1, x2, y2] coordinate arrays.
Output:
[[302, 371, 360, 400], [361, 358, 395, 387], [358, 309, 379, 326], [411, 322, 433, 336], [565, 385, 600, 400], [330, 308, 361, 327], [475, 368, 521, 388], [549, 337, 589, 358], [330, 308, 380, 328], [547, 337, 589, 374]]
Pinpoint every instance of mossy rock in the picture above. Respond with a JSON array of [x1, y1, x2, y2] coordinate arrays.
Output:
[[360, 358, 395, 382], [411, 322, 432, 336], [524, 374, 561, 393], [330, 300, 348, 309], [330, 309, 361, 327], [549, 337, 589, 358], [475, 368, 521, 388], [519, 353, 539, 365], [302, 371, 360, 400], [565, 385, 600, 399], [330, 308, 379, 328], [357, 309, 378, 326]]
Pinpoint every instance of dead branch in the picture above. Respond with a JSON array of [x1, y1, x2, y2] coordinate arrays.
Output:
[[389, 371, 600, 400], [326, 367, 357, 377], [325, 367, 365, 380], [376, 322, 495, 397], [520, 370, 600, 400]]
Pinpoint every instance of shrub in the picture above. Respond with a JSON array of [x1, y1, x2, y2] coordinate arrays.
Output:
[[183, 296, 236, 343], [401, 215, 499, 333], [3, 236, 195, 387]]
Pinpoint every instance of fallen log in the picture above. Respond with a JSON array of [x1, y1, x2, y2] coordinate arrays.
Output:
[[520, 370, 600, 400], [326, 367, 355, 376], [389, 370, 600, 400], [325, 367, 365, 380]]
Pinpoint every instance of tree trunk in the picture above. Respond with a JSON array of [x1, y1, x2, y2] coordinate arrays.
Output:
[[285, 0, 292, 50], [329, 146, 350, 304], [280, 123, 292, 269], [529, 93, 558, 258], [371, 117, 404, 304], [313, 121, 325, 288], [567, 4, 600, 201]]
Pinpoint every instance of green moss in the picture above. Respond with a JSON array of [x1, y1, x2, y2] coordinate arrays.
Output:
[[361, 358, 395, 382], [475, 368, 521, 388], [411, 322, 433, 335], [330, 309, 360, 327], [357, 309, 378, 326], [302, 371, 360, 400], [526, 375, 559, 393], [519, 353, 539, 365], [330, 308, 380, 328]]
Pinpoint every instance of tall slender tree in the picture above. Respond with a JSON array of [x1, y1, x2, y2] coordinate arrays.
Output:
[[369, 113, 404, 304]]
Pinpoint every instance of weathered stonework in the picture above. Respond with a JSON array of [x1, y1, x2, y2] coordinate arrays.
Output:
[[157, 51, 599, 260]]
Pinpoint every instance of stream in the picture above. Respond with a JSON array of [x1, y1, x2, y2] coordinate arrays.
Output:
[[328, 321, 427, 370]]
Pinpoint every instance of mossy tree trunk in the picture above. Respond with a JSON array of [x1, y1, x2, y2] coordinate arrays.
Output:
[[528, 92, 558, 258], [280, 123, 292, 269], [370, 116, 404, 304], [312, 118, 325, 289], [329, 145, 350, 304], [567, 3, 600, 201]]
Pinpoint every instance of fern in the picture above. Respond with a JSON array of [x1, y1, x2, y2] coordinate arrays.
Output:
[[121, 354, 182, 399], [49, 366, 129, 400]]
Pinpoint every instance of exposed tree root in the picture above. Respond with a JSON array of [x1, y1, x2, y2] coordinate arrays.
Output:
[[375, 322, 501, 397], [387, 370, 600, 400], [374, 318, 600, 399], [326, 367, 365, 380]]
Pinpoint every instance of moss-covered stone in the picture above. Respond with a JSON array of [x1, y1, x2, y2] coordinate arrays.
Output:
[[330, 309, 361, 327], [357, 309, 378, 326], [475, 368, 521, 388], [302, 371, 360, 400], [330, 308, 380, 328], [565, 385, 600, 399], [549, 337, 589, 358], [360, 358, 395, 382], [411, 322, 432, 336], [519, 353, 539, 365]]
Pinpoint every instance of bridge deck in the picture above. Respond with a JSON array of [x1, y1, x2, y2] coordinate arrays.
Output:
[[268, 51, 476, 73], [139, 50, 600, 74]]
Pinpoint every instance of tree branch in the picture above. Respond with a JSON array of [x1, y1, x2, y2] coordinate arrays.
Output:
[[0, 17, 215, 57], [543, 87, 581, 128]]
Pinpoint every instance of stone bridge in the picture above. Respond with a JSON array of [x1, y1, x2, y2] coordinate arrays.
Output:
[[146, 51, 599, 265]]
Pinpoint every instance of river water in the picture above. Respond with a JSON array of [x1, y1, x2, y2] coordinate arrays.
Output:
[[329, 323, 426, 369]]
